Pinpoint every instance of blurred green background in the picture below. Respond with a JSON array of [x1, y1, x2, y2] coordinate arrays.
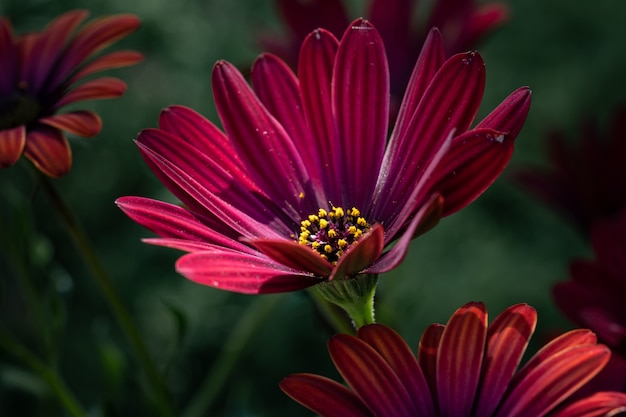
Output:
[[1, 0, 625, 415]]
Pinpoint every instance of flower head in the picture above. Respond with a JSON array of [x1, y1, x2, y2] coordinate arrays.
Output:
[[263, 0, 509, 111], [515, 107, 626, 235], [0, 10, 142, 177], [117, 20, 530, 294], [553, 208, 626, 359], [281, 302, 626, 417]]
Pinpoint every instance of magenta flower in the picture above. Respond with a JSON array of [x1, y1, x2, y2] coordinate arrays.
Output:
[[281, 302, 626, 417], [515, 107, 626, 234], [0, 10, 142, 177], [553, 208, 626, 359], [117, 20, 530, 295], [262, 0, 509, 111]]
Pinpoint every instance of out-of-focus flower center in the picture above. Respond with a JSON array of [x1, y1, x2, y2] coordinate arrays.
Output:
[[0, 88, 41, 130], [298, 206, 370, 264]]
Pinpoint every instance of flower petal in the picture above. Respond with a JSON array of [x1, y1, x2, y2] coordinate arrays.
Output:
[[247, 238, 333, 277], [474, 304, 537, 417], [418, 324, 444, 404], [550, 391, 626, 417], [329, 224, 385, 280], [251, 53, 324, 206], [135, 129, 292, 238], [38, 110, 102, 137], [23, 125, 71, 177], [437, 301, 488, 417], [280, 374, 374, 417], [298, 28, 343, 204], [0, 18, 18, 95], [212, 60, 311, 218], [426, 127, 513, 216], [357, 324, 436, 416], [115, 196, 253, 254], [374, 51, 485, 222], [176, 251, 319, 294], [54, 77, 127, 108], [366, 193, 443, 274], [0, 125, 26, 168], [495, 344, 610, 417], [276, 0, 349, 42], [70, 50, 143, 82], [329, 333, 414, 417], [333, 19, 388, 210], [476, 86, 531, 139]]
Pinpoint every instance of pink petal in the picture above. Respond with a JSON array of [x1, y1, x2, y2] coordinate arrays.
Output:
[[495, 345, 610, 417], [366, 193, 443, 274], [115, 196, 253, 254], [38, 110, 102, 137], [298, 28, 343, 204], [280, 374, 374, 417], [142, 238, 235, 254], [24, 10, 88, 95], [329, 224, 385, 280], [550, 391, 626, 417], [476, 86, 532, 141], [247, 238, 333, 277], [212, 60, 311, 218], [357, 325, 436, 416], [69, 50, 143, 82], [54, 77, 127, 108], [49, 14, 141, 89], [23, 125, 71, 177], [157, 105, 256, 191], [473, 304, 537, 417], [176, 251, 319, 294], [0, 18, 18, 95], [0, 125, 26, 168], [437, 301, 488, 417], [329, 334, 415, 417], [251, 53, 325, 207], [418, 324, 444, 404], [333, 19, 388, 211], [135, 129, 292, 239]]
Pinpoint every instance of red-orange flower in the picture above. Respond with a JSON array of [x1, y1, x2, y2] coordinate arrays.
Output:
[[281, 302, 626, 417], [0, 10, 142, 177]]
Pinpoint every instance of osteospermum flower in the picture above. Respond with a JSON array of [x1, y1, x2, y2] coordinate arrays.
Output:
[[262, 0, 509, 111], [515, 107, 626, 235], [281, 302, 626, 417], [553, 208, 626, 359], [0, 10, 142, 177], [117, 20, 530, 299]]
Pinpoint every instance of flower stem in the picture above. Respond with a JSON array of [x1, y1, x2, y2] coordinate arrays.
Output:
[[307, 289, 355, 334], [0, 325, 88, 417], [316, 274, 378, 329], [35, 171, 175, 416], [182, 294, 284, 417]]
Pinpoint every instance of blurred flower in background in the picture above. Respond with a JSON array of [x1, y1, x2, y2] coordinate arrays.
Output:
[[261, 0, 509, 114], [553, 209, 626, 360], [0, 9, 142, 177], [281, 302, 626, 417], [117, 20, 530, 296], [515, 107, 626, 235]]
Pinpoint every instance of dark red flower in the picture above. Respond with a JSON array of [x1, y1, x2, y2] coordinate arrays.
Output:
[[262, 0, 509, 111], [553, 208, 626, 359], [0, 10, 142, 177], [515, 107, 626, 234], [281, 302, 626, 417], [117, 20, 530, 294]]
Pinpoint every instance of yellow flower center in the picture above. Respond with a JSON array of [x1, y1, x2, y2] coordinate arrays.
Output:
[[298, 206, 370, 264]]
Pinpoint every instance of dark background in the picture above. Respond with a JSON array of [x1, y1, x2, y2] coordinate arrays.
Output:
[[1, 0, 625, 415]]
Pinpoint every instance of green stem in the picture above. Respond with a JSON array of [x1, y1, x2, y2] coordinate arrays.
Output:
[[307, 289, 355, 334], [35, 171, 175, 416], [182, 294, 284, 417], [0, 326, 88, 417], [316, 274, 378, 329]]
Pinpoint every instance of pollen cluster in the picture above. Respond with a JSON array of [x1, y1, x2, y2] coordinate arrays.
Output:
[[298, 206, 370, 264]]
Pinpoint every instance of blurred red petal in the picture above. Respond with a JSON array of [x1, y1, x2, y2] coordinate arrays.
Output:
[[23, 125, 71, 177], [55, 77, 127, 108], [70, 50, 143, 82], [0, 125, 26, 168], [39, 110, 102, 137]]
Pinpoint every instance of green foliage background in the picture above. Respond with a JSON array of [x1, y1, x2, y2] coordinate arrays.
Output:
[[1, 0, 625, 415]]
